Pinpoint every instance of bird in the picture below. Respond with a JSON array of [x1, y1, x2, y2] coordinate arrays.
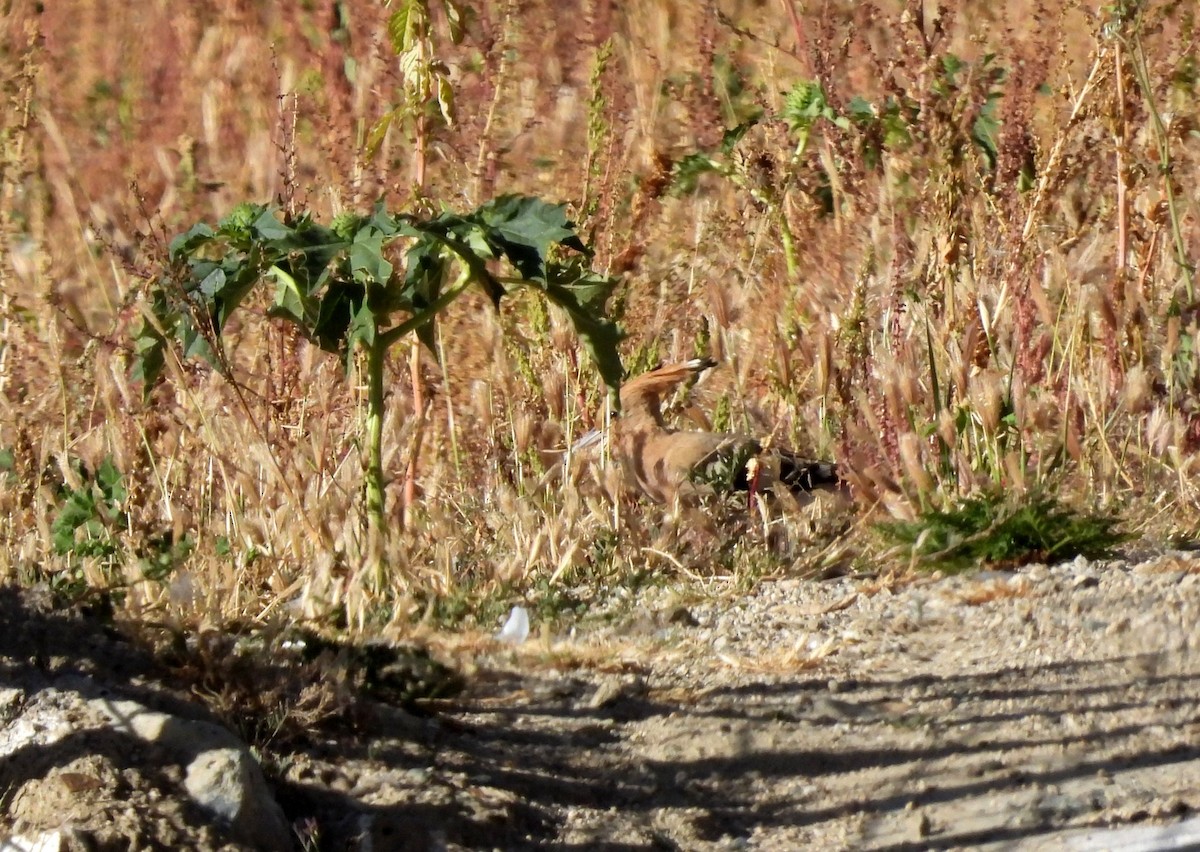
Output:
[[611, 357, 845, 507]]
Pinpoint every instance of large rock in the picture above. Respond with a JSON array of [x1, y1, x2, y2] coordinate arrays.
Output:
[[0, 678, 291, 852], [92, 697, 292, 852]]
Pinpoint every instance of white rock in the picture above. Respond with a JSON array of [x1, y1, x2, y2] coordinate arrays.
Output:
[[497, 605, 531, 644]]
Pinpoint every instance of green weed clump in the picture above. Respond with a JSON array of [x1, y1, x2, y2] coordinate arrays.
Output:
[[876, 491, 1129, 574]]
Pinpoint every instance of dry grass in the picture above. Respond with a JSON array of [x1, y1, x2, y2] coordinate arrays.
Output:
[[2, 0, 1199, 640]]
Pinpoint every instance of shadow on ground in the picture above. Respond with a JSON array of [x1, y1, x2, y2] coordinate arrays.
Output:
[[2, 584, 1197, 850]]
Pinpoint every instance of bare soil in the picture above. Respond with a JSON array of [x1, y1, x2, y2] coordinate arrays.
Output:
[[3, 552, 1200, 850]]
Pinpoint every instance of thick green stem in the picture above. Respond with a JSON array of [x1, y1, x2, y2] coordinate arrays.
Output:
[[723, 162, 800, 281], [778, 134, 811, 282], [365, 332, 387, 542], [362, 264, 475, 552]]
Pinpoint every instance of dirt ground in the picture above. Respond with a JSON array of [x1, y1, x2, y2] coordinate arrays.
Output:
[[2, 550, 1200, 851]]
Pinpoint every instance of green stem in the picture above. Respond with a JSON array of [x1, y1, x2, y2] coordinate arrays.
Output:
[[364, 332, 387, 544], [724, 162, 800, 281], [778, 135, 810, 281], [363, 262, 477, 555], [778, 217, 799, 280], [379, 263, 479, 350]]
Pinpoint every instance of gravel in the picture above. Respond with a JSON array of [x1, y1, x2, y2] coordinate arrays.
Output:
[[4, 550, 1200, 850]]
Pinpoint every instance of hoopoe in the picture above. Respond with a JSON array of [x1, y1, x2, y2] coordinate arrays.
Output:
[[611, 357, 844, 506]]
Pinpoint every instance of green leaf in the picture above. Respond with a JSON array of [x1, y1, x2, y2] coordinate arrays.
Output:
[[478, 196, 581, 281], [972, 94, 1002, 167], [434, 229, 507, 308], [881, 100, 912, 148], [51, 457, 127, 557], [350, 230, 394, 284], [782, 80, 837, 134], [408, 222, 506, 308], [542, 260, 624, 396], [941, 53, 966, 85], [96, 457, 126, 504], [403, 239, 446, 312], [667, 119, 759, 196], [670, 153, 724, 195], [168, 223, 215, 260], [346, 299, 376, 369], [445, 0, 466, 42], [332, 212, 368, 241], [52, 490, 95, 554], [366, 108, 398, 159], [312, 282, 367, 354], [436, 74, 455, 127], [445, 219, 497, 262], [218, 202, 261, 241], [368, 201, 403, 235], [415, 313, 438, 354], [719, 119, 756, 156], [284, 229, 349, 295], [846, 96, 875, 124], [268, 264, 317, 327], [198, 266, 226, 299], [196, 257, 262, 333], [131, 290, 171, 394], [131, 331, 166, 391], [177, 312, 218, 366], [386, 2, 416, 53], [251, 207, 293, 242]]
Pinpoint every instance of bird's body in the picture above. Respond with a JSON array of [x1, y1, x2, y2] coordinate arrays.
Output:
[[612, 358, 844, 505]]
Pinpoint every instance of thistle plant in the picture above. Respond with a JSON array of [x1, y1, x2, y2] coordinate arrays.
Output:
[[135, 195, 623, 579]]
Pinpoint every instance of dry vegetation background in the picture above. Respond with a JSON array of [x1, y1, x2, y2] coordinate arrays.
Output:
[[1, 0, 1198, 638]]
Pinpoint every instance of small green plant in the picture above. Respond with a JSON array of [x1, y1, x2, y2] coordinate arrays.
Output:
[[876, 491, 1129, 573], [368, 0, 465, 186], [41, 456, 129, 602], [51, 456, 127, 560], [136, 195, 623, 563], [780, 79, 851, 154], [45, 457, 188, 594], [138, 533, 193, 582]]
